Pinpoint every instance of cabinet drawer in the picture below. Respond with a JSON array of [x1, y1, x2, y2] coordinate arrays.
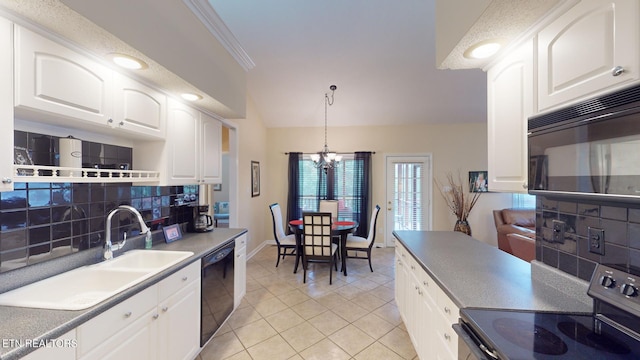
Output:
[[77, 284, 157, 357], [434, 315, 458, 360], [436, 286, 459, 325], [158, 261, 200, 301]]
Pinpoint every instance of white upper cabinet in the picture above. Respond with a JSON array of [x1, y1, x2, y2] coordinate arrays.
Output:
[[136, 98, 222, 186], [166, 99, 200, 185], [537, 0, 640, 112], [14, 25, 113, 127], [487, 40, 533, 193], [112, 72, 167, 139], [200, 112, 222, 184], [14, 25, 165, 140], [0, 18, 14, 191]]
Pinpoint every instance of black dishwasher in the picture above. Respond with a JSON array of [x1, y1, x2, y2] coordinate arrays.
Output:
[[200, 239, 235, 347]]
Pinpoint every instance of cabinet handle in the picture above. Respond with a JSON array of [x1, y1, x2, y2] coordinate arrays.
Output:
[[612, 66, 625, 77], [162, 306, 169, 312], [1, 178, 11, 184], [119, 121, 124, 126], [522, 183, 528, 189], [182, 276, 188, 281], [124, 311, 132, 318], [423, 280, 428, 286], [411, 265, 415, 270], [444, 333, 451, 341], [444, 306, 451, 314], [153, 313, 159, 319], [107, 118, 114, 124]]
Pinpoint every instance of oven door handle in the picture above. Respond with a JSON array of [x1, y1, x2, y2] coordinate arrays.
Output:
[[453, 323, 499, 360]]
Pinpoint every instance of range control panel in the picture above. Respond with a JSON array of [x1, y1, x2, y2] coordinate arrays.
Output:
[[588, 264, 640, 317]]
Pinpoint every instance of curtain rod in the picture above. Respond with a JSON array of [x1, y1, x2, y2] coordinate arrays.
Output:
[[284, 151, 376, 155]]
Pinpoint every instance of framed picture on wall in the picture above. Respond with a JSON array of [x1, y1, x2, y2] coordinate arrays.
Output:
[[251, 161, 260, 197], [469, 171, 489, 192]]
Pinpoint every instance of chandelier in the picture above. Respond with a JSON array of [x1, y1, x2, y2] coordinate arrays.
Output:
[[310, 85, 342, 172]]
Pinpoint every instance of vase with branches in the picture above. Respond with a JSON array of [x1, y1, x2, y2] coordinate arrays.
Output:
[[435, 171, 482, 235]]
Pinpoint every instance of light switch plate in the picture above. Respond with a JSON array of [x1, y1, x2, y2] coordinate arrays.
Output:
[[552, 220, 565, 243]]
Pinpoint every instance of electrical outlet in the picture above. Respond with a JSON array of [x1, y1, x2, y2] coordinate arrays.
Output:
[[588, 227, 605, 255], [552, 220, 565, 243]]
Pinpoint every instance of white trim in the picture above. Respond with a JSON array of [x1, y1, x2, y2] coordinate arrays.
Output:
[[183, 0, 255, 71], [247, 240, 269, 260]]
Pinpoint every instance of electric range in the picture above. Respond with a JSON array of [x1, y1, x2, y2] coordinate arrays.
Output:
[[456, 263, 640, 359]]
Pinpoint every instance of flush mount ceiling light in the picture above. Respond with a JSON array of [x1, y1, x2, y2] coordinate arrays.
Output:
[[181, 93, 203, 101], [107, 53, 148, 70], [310, 85, 342, 173], [463, 40, 503, 59]]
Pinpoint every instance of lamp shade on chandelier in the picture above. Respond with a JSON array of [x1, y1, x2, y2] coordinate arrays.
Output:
[[311, 85, 341, 172]]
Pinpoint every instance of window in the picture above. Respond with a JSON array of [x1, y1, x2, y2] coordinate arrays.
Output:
[[298, 155, 357, 220]]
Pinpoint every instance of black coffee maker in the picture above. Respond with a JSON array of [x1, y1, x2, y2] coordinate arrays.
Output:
[[188, 205, 213, 232]]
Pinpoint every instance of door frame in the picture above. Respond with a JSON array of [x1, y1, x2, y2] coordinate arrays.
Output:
[[384, 153, 433, 247]]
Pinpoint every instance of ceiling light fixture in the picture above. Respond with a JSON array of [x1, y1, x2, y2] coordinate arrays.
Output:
[[181, 93, 203, 101], [310, 85, 341, 173], [464, 40, 503, 59], [108, 53, 148, 70]]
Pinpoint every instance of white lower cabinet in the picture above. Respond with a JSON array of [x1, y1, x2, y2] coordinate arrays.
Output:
[[77, 262, 200, 360], [234, 234, 247, 308], [20, 330, 77, 360], [395, 242, 458, 360]]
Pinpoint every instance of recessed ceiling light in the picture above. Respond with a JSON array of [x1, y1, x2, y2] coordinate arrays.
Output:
[[464, 40, 503, 59], [181, 93, 202, 101], [108, 53, 148, 70]]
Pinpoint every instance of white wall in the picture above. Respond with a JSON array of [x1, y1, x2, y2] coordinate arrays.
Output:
[[229, 97, 269, 255], [265, 122, 514, 247]]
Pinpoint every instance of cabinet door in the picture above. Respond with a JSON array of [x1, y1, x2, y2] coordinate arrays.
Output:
[[79, 308, 158, 360], [200, 112, 222, 184], [487, 40, 533, 193], [0, 18, 13, 191], [538, 0, 640, 111], [166, 99, 199, 184], [14, 25, 113, 126], [234, 235, 247, 308], [158, 280, 200, 360], [21, 330, 76, 360], [113, 73, 166, 140]]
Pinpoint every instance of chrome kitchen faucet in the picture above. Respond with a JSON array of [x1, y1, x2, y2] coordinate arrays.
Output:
[[104, 205, 150, 260]]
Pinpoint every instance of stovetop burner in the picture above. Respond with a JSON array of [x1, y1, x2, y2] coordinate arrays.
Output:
[[461, 309, 640, 359], [557, 320, 631, 355], [493, 317, 568, 355]]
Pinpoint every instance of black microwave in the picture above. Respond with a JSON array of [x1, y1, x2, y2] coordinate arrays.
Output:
[[528, 84, 640, 202]]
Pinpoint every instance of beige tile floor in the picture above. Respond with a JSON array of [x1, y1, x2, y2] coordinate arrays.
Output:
[[197, 245, 417, 360]]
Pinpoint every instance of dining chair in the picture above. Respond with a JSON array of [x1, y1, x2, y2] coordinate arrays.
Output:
[[302, 212, 338, 284], [319, 200, 339, 220], [345, 205, 381, 272], [269, 203, 297, 267]]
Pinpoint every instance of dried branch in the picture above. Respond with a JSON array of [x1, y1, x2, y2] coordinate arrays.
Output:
[[435, 171, 482, 221]]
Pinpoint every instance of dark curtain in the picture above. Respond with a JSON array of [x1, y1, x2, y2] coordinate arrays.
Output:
[[353, 152, 372, 237], [286, 152, 302, 233]]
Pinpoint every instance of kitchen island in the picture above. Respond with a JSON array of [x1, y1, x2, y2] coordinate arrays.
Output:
[[393, 230, 592, 360], [0, 228, 247, 360]]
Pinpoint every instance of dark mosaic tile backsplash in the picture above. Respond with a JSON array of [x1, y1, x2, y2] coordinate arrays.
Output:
[[536, 196, 640, 281]]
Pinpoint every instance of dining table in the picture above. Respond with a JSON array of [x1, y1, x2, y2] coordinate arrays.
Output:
[[288, 219, 358, 276]]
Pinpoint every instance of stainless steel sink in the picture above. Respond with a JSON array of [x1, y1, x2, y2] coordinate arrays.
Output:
[[0, 250, 193, 310]]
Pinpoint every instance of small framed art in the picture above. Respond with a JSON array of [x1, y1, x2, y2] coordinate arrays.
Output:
[[163, 224, 183, 243], [469, 171, 489, 192], [251, 161, 260, 197]]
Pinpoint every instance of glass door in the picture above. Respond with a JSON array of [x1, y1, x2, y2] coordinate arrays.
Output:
[[385, 155, 432, 246]]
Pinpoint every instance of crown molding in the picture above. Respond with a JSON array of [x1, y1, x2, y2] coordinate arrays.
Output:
[[183, 0, 255, 71]]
